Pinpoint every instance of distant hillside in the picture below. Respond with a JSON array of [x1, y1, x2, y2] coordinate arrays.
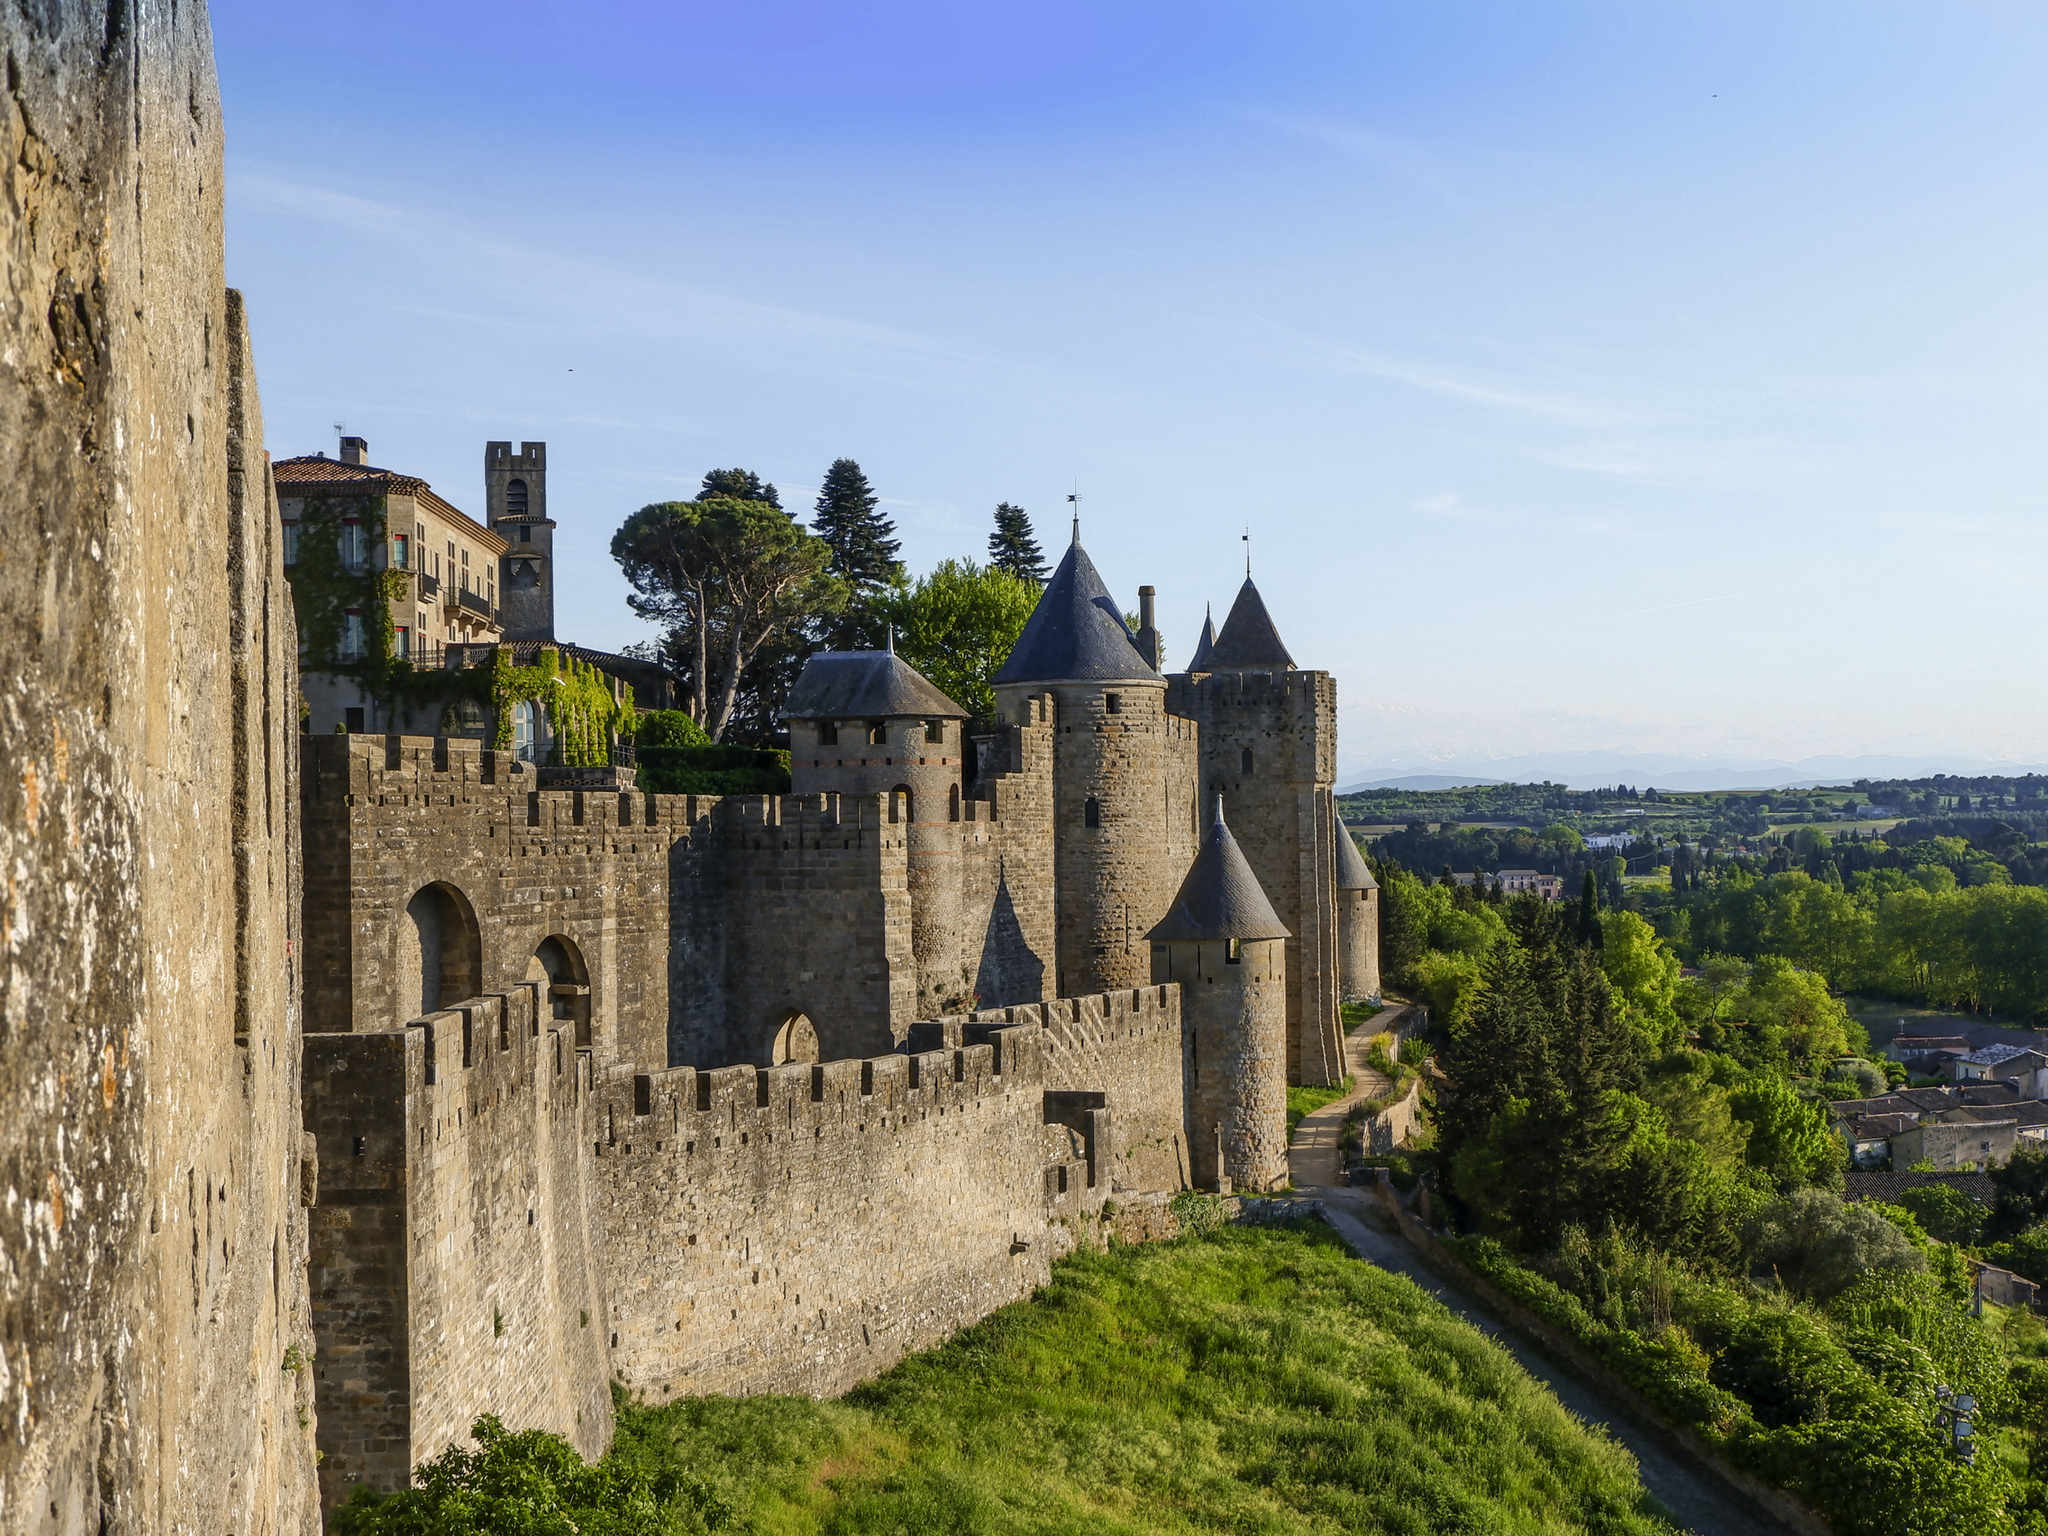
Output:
[[1338, 774, 1508, 794], [1340, 752, 2048, 793]]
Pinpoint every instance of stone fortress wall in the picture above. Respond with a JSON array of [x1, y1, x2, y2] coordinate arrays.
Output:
[[295, 735, 1217, 1508], [1, 3, 321, 1529]]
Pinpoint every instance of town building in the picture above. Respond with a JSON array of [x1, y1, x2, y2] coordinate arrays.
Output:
[[275, 436, 508, 732], [276, 435, 673, 746]]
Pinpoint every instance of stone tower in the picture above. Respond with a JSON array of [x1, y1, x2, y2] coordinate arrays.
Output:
[[1167, 573, 1346, 1087], [485, 440, 554, 642], [993, 530, 1196, 997], [785, 639, 971, 1017], [1149, 798, 1292, 1192], [1335, 814, 1382, 1002]]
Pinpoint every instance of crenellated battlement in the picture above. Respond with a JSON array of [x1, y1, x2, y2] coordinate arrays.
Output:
[[592, 1020, 1046, 1165], [1168, 666, 1336, 714]]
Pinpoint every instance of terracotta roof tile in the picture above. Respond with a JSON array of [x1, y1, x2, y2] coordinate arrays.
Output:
[[273, 455, 505, 551]]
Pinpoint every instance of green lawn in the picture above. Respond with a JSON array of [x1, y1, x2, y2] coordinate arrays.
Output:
[[616, 1221, 1682, 1535]]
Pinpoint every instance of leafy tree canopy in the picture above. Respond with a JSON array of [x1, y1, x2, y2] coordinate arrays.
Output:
[[611, 496, 845, 742], [875, 558, 1040, 724]]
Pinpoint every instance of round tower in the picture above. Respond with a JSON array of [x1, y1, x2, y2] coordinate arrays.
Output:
[[1334, 814, 1382, 1002], [992, 528, 1176, 998], [1149, 797, 1292, 1192], [784, 638, 970, 1015]]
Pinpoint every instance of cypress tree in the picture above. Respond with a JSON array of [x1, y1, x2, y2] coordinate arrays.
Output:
[[987, 502, 1048, 583], [1577, 870, 1601, 946], [811, 458, 901, 593]]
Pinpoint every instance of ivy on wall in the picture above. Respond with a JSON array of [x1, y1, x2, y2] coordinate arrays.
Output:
[[283, 490, 487, 720], [489, 647, 634, 767], [283, 491, 392, 668]]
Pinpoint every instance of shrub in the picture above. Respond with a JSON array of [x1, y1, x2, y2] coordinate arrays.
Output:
[[1897, 1183, 1989, 1247], [1709, 1309, 1875, 1427], [1745, 1187, 1927, 1301], [636, 709, 711, 750], [330, 1412, 732, 1534], [1737, 1409, 2019, 1536], [635, 744, 790, 796]]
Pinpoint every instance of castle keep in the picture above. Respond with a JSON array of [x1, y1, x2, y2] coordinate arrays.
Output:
[[0, 4, 1380, 1526]]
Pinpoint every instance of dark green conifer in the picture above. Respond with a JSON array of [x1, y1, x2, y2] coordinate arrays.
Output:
[[1577, 870, 1601, 946], [811, 459, 902, 650], [698, 467, 781, 508], [811, 458, 901, 593], [987, 502, 1048, 583]]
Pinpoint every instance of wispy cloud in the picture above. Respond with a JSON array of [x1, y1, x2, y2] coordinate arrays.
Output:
[[1242, 112, 1473, 210], [1412, 489, 1619, 538], [1321, 344, 1660, 431], [235, 173, 977, 365]]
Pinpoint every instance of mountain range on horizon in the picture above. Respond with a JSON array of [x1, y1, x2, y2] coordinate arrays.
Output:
[[1337, 752, 2048, 796]]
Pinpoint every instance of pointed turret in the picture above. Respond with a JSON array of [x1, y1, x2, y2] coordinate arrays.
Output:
[[991, 536, 1157, 687], [1334, 821, 1376, 891], [1149, 796, 1290, 1192], [1334, 813, 1383, 1003], [1185, 604, 1218, 673], [1148, 798, 1290, 944], [1208, 577, 1294, 670]]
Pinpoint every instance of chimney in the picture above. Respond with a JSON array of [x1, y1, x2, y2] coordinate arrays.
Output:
[[1136, 585, 1162, 670], [339, 435, 368, 466]]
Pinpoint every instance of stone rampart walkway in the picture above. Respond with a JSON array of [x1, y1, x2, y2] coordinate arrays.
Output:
[[1286, 1004, 1403, 1189]]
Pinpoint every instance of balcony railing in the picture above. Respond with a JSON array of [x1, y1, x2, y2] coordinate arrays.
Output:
[[452, 587, 499, 625], [417, 570, 440, 599]]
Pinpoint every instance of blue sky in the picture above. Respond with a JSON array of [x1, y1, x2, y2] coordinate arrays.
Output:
[[214, 1, 2048, 779]]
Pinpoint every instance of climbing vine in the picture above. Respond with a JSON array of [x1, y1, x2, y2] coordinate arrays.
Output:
[[282, 490, 485, 718], [488, 647, 634, 766]]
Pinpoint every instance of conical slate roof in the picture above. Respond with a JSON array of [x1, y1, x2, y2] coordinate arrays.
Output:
[[782, 645, 966, 720], [1335, 821, 1378, 891], [992, 535, 1159, 687], [1147, 798, 1292, 943], [1208, 577, 1294, 670], [1185, 605, 1217, 672]]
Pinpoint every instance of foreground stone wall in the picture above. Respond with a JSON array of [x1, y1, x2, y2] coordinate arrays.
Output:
[[590, 1024, 1067, 1401], [304, 983, 1185, 1498], [0, 3, 319, 1529], [304, 986, 611, 1508]]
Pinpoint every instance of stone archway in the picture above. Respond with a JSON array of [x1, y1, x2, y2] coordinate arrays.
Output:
[[399, 882, 482, 1019], [527, 934, 592, 1047], [770, 1010, 819, 1066]]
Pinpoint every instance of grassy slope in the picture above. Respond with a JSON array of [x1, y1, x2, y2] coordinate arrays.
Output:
[[618, 1222, 1679, 1535]]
